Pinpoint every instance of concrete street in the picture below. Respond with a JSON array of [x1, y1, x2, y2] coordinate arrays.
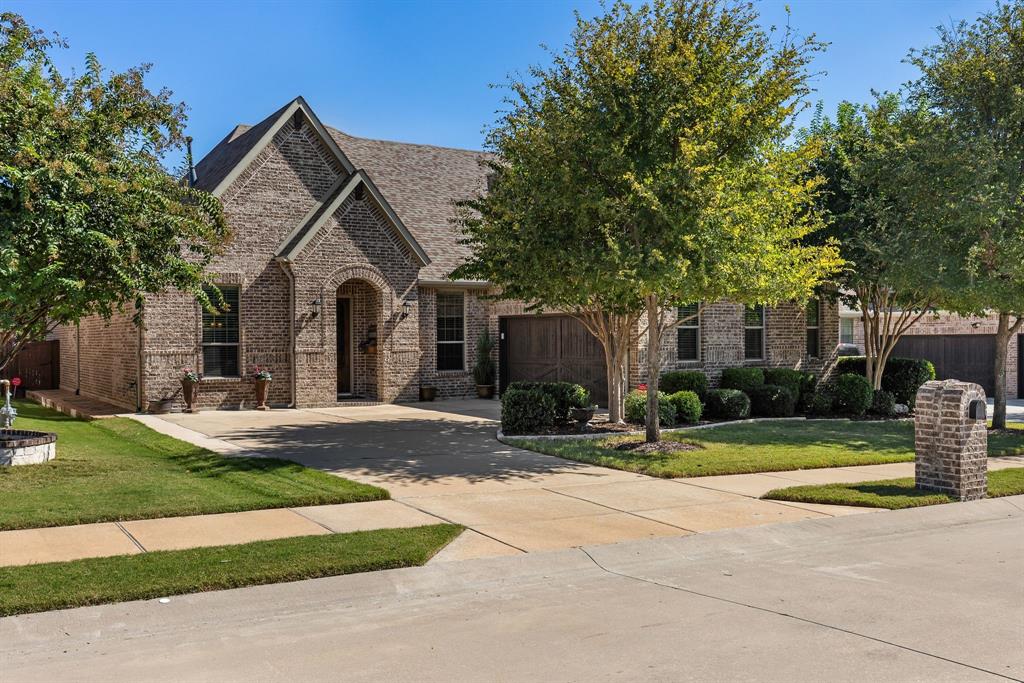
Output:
[[3, 496, 1021, 682]]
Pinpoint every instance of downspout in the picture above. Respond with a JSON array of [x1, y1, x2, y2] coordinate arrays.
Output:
[[277, 258, 297, 408], [75, 322, 81, 395], [136, 299, 144, 412]]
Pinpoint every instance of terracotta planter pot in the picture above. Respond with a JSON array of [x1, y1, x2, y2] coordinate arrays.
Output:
[[181, 380, 199, 413], [476, 384, 495, 399], [254, 379, 271, 410], [419, 386, 437, 402]]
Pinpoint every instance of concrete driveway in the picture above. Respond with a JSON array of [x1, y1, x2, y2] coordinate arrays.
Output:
[[153, 400, 875, 558]]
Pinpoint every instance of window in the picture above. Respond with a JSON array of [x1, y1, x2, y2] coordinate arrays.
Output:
[[676, 303, 700, 361], [744, 304, 765, 360], [840, 318, 855, 345], [202, 285, 240, 377], [805, 298, 821, 357], [436, 292, 465, 371]]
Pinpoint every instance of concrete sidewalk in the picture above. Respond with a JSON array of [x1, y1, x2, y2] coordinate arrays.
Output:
[[3, 496, 1020, 682]]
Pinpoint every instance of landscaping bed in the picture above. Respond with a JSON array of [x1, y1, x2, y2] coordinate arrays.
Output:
[[0, 401, 387, 530], [0, 524, 462, 616], [508, 419, 1024, 478], [762, 468, 1024, 510]]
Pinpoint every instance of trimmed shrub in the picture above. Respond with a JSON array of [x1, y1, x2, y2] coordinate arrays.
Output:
[[667, 390, 703, 424], [501, 387, 557, 435], [625, 389, 676, 426], [870, 389, 897, 417], [705, 389, 751, 420], [808, 389, 834, 416], [833, 373, 874, 416], [660, 371, 709, 400], [506, 381, 589, 423], [833, 357, 936, 407], [749, 384, 797, 418], [719, 367, 765, 395], [764, 368, 816, 409]]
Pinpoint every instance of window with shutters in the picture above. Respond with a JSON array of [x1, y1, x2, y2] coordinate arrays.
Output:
[[202, 285, 240, 377], [744, 304, 765, 360], [676, 303, 700, 361], [436, 292, 465, 371], [806, 298, 821, 357]]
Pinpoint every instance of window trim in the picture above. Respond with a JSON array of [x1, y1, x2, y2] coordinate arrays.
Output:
[[805, 298, 821, 358], [676, 303, 701, 362], [201, 284, 241, 378], [743, 304, 765, 361], [435, 291, 466, 372], [840, 317, 855, 345]]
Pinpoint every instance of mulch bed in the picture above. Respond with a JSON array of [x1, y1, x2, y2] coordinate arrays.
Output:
[[612, 440, 704, 455], [525, 420, 638, 436]]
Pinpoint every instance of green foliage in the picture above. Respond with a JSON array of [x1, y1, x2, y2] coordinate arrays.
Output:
[[834, 356, 935, 406], [625, 389, 675, 427], [763, 368, 815, 407], [749, 384, 797, 418], [506, 381, 590, 424], [833, 373, 874, 416], [0, 13, 228, 370], [807, 389, 834, 416], [870, 389, 897, 418], [500, 387, 557, 435], [719, 367, 765, 395], [667, 390, 703, 424], [704, 388, 751, 420], [660, 370, 708, 399], [472, 330, 497, 385]]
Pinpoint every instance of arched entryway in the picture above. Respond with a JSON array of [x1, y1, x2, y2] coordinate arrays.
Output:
[[336, 278, 382, 399]]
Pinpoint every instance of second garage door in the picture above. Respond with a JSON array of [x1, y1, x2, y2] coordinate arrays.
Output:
[[499, 315, 608, 405], [892, 334, 996, 395]]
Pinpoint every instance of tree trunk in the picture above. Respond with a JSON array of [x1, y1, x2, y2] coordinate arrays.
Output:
[[992, 311, 1023, 430], [574, 309, 633, 424], [645, 294, 661, 444]]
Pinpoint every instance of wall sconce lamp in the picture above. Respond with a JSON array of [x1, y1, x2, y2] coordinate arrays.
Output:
[[311, 298, 322, 318], [402, 300, 412, 318]]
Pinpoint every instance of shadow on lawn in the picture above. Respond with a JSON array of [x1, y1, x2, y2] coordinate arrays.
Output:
[[659, 420, 914, 453]]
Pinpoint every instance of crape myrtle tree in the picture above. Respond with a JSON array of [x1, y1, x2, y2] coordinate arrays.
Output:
[[0, 13, 227, 373], [455, 0, 841, 441], [806, 96, 957, 391], [905, 1, 1024, 428]]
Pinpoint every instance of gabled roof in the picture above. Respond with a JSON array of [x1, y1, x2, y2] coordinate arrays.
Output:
[[194, 97, 355, 197], [275, 169, 430, 267]]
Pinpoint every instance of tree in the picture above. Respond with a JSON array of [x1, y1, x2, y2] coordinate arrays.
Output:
[[456, 0, 840, 440], [806, 97, 958, 390], [905, 1, 1024, 428], [0, 13, 227, 372]]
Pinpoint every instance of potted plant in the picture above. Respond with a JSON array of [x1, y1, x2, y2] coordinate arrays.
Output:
[[569, 387, 596, 432], [419, 385, 437, 402], [180, 367, 201, 413], [473, 330, 497, 399], [252, 365, 272, 410]]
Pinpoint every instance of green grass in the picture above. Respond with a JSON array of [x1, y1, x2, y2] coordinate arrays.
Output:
[[509, 419, 1024, 478], [763, 467, 1024, 510], [0, 524, 462, 616], [0, 401, 387, 530]]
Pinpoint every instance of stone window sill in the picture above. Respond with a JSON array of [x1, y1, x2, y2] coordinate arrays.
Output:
[[201, 376, 244, 383]]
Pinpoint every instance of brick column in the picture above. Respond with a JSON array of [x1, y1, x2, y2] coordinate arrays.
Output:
[[914, 380, 988, 501]]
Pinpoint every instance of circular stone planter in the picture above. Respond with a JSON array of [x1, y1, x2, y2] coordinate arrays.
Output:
[[0, 429, 57, 466]]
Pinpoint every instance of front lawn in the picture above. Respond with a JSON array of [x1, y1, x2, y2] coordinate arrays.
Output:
[[0, 401, 387, 530], [508, 419, 1024, 478], [0, 524, 462, 616], [763, 467, 1024, 510]]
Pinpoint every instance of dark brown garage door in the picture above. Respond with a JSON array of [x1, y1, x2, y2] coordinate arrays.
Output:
[[892, 334, 996, 395], [499, 316, 608, 405]]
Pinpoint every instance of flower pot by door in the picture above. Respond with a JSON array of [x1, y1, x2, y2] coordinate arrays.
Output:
[[181, 380, 199, 413], [476, 384, 495, 399], [255, 379, 271, 411]]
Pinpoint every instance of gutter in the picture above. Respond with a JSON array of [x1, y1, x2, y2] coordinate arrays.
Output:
[[417, 279, 491, 289], [276, 257, 298, 408]]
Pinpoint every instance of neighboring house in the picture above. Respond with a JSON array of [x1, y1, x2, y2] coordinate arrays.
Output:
[[841, 307, 1021, 399], [54, 97, 842, 411]]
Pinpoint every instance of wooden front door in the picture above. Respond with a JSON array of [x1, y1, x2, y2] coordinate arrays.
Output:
[[337, 298, 352, 395]]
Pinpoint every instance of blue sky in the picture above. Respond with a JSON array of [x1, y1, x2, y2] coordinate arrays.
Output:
[[8, 0, 994, 165]]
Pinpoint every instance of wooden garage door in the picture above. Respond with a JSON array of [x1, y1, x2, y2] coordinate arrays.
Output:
[[892, 334, 996, 395], [499, 316, 608, 405]]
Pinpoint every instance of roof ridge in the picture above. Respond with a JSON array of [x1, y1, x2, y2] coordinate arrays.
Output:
[[326, 125, 487, 156]]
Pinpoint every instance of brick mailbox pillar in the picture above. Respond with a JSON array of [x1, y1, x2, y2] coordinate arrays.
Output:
[[914, 380, 988, 501]]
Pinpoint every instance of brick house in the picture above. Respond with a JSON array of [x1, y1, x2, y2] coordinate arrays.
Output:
[[842, 308, 1021, 399], [55, 97, 842, 411]]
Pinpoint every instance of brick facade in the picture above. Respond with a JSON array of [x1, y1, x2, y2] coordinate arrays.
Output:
[[914, 380, 988, 500], [53, 99, 844, 411]]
